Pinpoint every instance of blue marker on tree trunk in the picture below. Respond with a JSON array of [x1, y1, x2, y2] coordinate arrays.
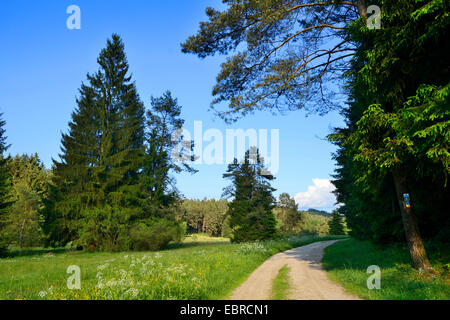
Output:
[[403, 193, 411, 208]]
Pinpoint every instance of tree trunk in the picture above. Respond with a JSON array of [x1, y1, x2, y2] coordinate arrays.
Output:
[[392, 168, 430, 270], [19, 218, 26, 248], [357, 0, 367, 18]]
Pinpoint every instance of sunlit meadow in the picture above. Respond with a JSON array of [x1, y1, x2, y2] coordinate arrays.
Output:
[[0, 235, 346, 300]]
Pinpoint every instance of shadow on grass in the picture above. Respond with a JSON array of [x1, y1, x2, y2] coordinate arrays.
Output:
[[323, 238, 449, 271], [9, 247, 74, 258], [283, 240, 341, 271], [167, 240, 231, 250], [321, 238, 450, 300]]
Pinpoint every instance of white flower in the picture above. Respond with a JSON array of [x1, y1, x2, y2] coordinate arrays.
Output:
[[38, 291, 47, 298], [97, 263, 109, 270], [125, 288, 139, 299]]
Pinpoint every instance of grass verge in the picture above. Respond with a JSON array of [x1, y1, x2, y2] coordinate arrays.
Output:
[[322, 238, 449, 300], [271, 265, 291, 300], [0, 234, 346, 300]]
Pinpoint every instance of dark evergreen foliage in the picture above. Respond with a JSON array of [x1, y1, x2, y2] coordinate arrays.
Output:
[[330, 0, 449, 247], [328, 210, 345, 235], [0, 113, 12, 257], [46, 35, 148, 250], [223, 147, 277, 242]]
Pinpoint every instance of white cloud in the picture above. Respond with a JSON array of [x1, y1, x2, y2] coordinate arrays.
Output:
[[294, 178, 337, 209]]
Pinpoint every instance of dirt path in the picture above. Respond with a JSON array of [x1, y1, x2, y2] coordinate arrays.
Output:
[[229, 240, 361, 300]]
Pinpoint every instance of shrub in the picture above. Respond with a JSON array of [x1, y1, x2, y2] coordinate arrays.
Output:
[[130, 219, 184, 251], [221, 215, 232, 238], [328, 210, 346, 235], [76, 206, 133, 252], [0, 243, 9, 258]]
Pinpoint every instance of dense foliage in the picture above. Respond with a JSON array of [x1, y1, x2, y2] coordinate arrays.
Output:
[[274, 193, 303, 233], [329, 0, 449, 250], [44, 35, 148, 251], [0, 114, 12, 257], [2, 154, 49, 248], [176, 197, 332, 238], [175, 199, 228, 236], [328, 210, 346, 235]]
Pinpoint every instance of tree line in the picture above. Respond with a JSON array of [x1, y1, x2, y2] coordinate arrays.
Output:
[[177, 195, 343, 239]]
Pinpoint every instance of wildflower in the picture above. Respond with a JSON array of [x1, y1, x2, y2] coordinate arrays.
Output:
[[97, 263, 109, 271], [125, 288, 139, 299]]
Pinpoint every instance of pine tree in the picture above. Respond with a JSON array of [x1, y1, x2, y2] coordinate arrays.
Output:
[[182, 0, 368, 122], [143, 91, 196, 214], [46, 35, 147, 250], [223, 147, 276, 242], [0, 113, 12, 257]]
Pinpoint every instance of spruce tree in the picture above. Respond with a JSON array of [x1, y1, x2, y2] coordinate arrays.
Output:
[[328, 210, 345, 236], [223, 147, 276, 242], [46, 35, 147, 250], [0, 113, 12, 257]]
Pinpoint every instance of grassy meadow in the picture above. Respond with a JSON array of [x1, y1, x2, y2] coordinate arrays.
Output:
[[0, 234, 346, 300], [322, 239, 450, 300]]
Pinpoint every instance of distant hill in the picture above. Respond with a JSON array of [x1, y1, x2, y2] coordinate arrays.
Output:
[[306, 209, 332, 218]]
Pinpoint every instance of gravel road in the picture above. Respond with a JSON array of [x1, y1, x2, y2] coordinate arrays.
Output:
[[229, 240, 361, 300]]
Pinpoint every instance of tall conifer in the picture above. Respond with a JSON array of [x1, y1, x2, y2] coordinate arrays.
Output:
[[46, 35, 146, 250], [0, 113, 12, 256], [223, 147, 276, 242]]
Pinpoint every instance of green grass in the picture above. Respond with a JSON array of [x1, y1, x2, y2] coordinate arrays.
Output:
[[271, 265, 291, 300], [322, 239, 450, 300], [180, 233, 230, 244], [8, 247, 73, 258], [0, 234, 346, 300]]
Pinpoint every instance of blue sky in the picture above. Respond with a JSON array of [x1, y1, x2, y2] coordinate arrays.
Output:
[[0, 0, 345, 211]]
